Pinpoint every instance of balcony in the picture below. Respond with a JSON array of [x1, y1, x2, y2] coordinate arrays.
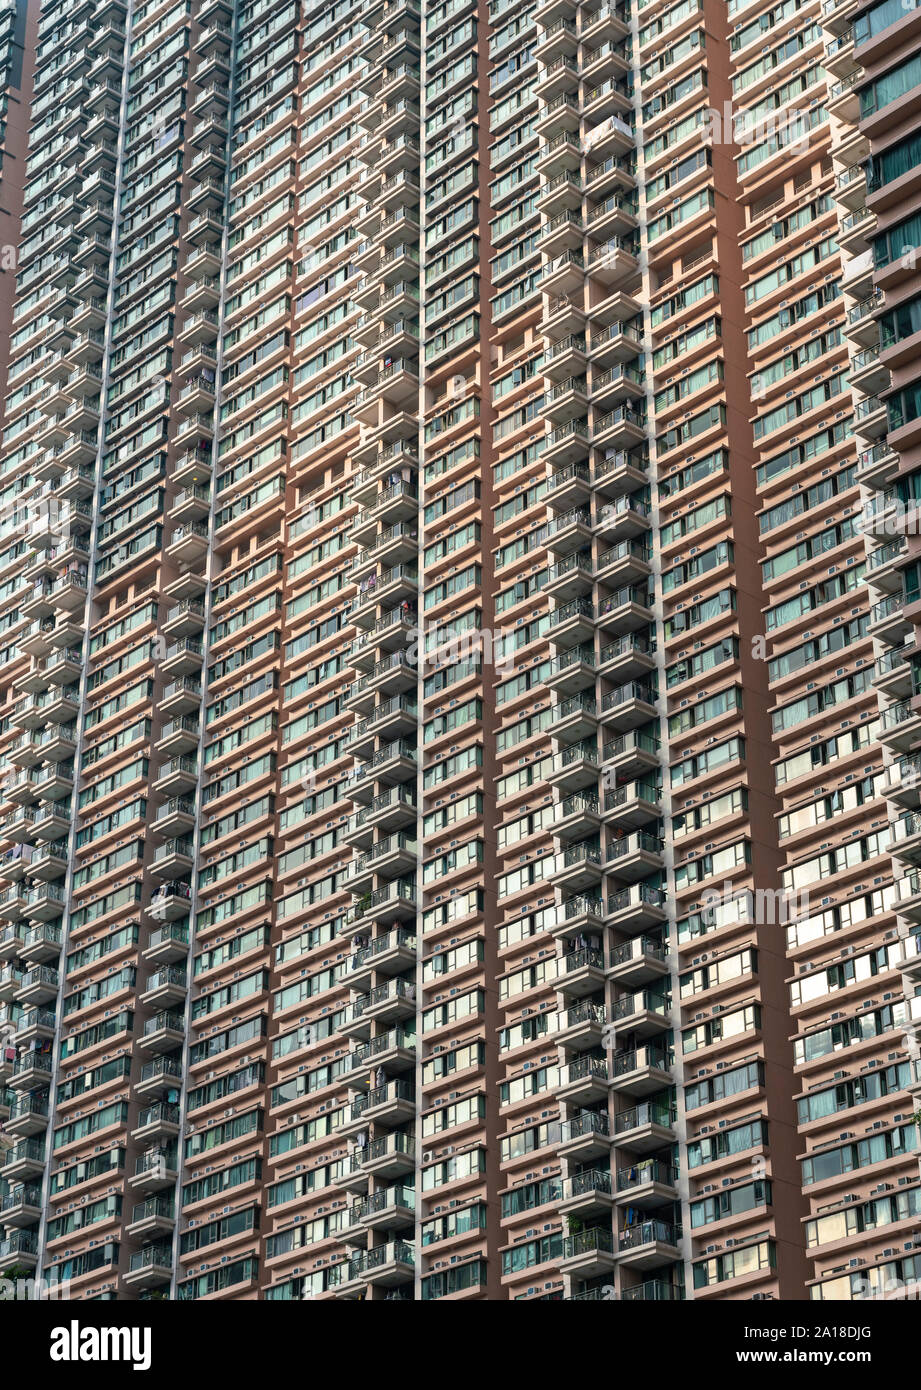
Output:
[[552, 896, 605, 942], [544, 645, 597, 696], [613, 987, 670, 1037], [345, 652, 416, 712], [545, 417, 591, 469], [0, 973, 22, 1006], [0, 1232, 38, 1273], [0, 1139, 45, 1183], [866, 538, 908, 597], [615, 1158, 679, 1208], [44, 646, 82, 685], [33, 761, 74, 803], [344, 697, 418, 761], [543, 333, 588, 385], [559, 1225, 617, 1279], [559, 1109, 612, 1160], [595, 534, 650, 587], [556, 1053, 611, 1104], [0, 807, 37, 843], [894, 867, 921, 922], [131, 1101, 181, 1145], [554, 791, 602, 841], [363, 976, 417, 1026], [51, 567, 87, 612], [355, 1184, 415, 1234], [857, 439, 898, 492], [125, 1195, 175, 1241], [159, 676, 202, 718], [546, 505, 594, 556], [152, 838, 195, 880], [350, 563, 418, 627], [533, 89, 577, 136], [556, 946, 606, 998], [615, 1218, 681, 1269], [353, 363, 420, 424], [124, 1242, 173, 1289], [614, 1100, 677, 1152], [155, 717, 200, 757], [162, 596, 206, 637], [351, 480, 418, 544], [0, 926, 25, 960], [610, 1044, 673, 1097], [539, 210, 585, 261], [0, 1183, 43, 1227], [15, 964, 59, 1005], [344, 788, 416, 847], [343, 881, 417, 935], [136, 1055, 184, 1102], [854, 395, 889, 445], [350, 1026, 416, 1081], [20, 584, 54, 623], [139, 965, 188, 1010], [559, 1167, 614, 1221], [142, 923, 190, 966], [603, 780, 661, 829], [162, 638, 205, 678], [553, 980, 606, 1041], [33, 695, 79, 739], [11, 1008, 55, 1047], [154, 798, 196, 840], [605, 832, 665, 882], [880, 700, 921, 754], [328, 1240, 414, 1296], [546, 739, 600, 793], [49, 429, 98, 474], [35, 717, 77, 761], [600, 681, 656, 732], [346, 927, 416, 990], [354, 523, 418, 578], [595, 585, 653, 635], [349, 739, 418, 804], [882, 743, 921, 808], [546, 550, 594, 602], [549, 596, 595, 649], [849, 344, 889, 397], [360, 1132, 415, 1180], [619, 1279, 684, 1302], [535, 17, 578, 63], [6, 1092, 49, 1138], [595, 496, 651, 547], [608, 935, 668, 987], [8, 1050, 52, 1092], [350, 608, 418, 672], [350, 1078, 415, 1129], [872, 643, 913, 702], [868, 592, 910, 644], [551, 842, 603, 892], [844, 288, 882, 348], [138, 1011, 185, 1054], [152, 757, 198, 797], [130, 1148, 179, 1193], [331, 1149, 372, 1195], [889, 811, 921, 866], [0, 890, 27, 926], [148, 880, 193, 923], [172, 447, 213, 489]]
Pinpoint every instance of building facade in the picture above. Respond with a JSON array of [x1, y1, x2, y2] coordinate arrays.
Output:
[[0, 0, 918, 1303]]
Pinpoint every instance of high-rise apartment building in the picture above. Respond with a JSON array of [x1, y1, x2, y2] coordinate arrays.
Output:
[[0, 0, 919, 1306]]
